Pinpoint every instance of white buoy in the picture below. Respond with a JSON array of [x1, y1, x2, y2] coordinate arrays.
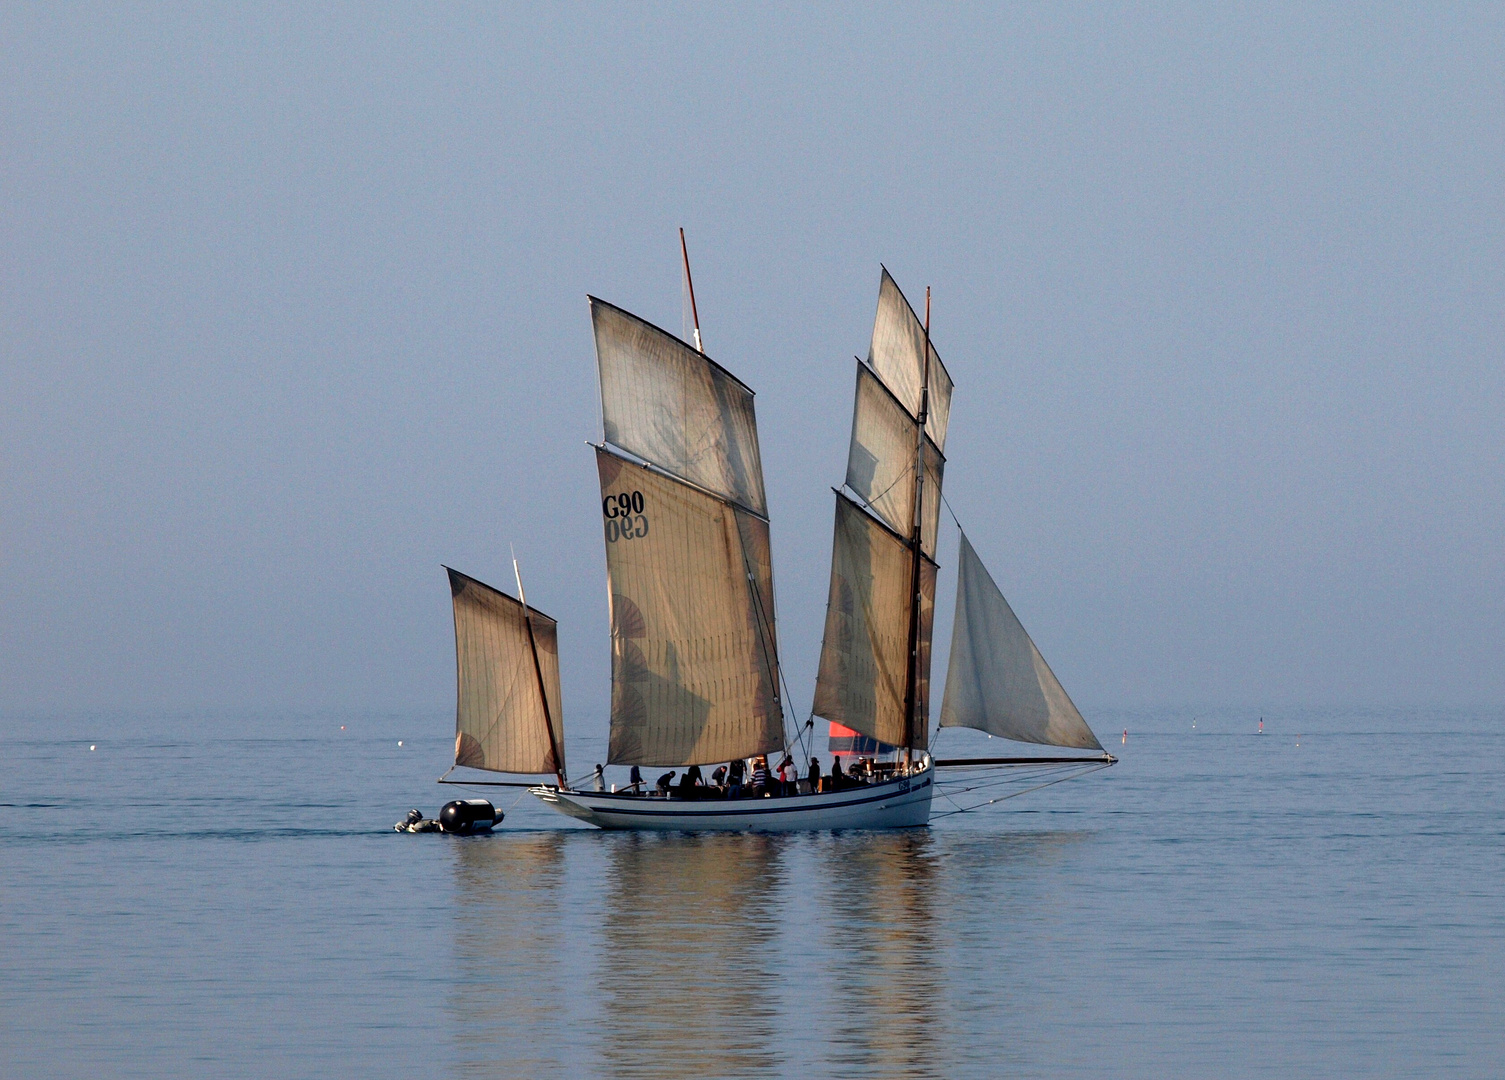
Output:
[[397, 740, 403, 747], [90, 745, 96, 751]]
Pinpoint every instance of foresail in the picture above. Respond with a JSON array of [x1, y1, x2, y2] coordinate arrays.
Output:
[[597, 448, 784, 767], [812, 493, 936, 751], [591, 297, 768, 516], [868, 267, 955, 452], [938, 533, 1102, 750], [845, 362, 944, 559], [448, 568, 566, 775]]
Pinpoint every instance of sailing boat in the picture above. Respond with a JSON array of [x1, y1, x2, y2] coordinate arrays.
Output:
[[439, 253, 1114, 830]]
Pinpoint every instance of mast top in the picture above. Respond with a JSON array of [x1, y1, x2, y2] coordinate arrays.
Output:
[[680, 227, 703, 354]]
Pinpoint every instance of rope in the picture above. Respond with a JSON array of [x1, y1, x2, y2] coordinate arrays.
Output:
[[737, 521, 805, 764], [940, 490, 963, 531], [930, 761, 1112, 818]]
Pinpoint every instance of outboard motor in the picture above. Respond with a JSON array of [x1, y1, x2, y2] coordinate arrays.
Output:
[[438, 799, 501, 834]]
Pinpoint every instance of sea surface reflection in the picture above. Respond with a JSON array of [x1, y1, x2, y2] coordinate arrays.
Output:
[[447, 827, 1091, 1079], [8, 717, 1504, 1079]]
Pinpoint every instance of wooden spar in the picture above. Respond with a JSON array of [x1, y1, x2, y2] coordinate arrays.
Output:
[[679, 227, 703, 353], [900, 286, 933, 768], [513, 552, 567, 790], [934, 754, 1118, 768]]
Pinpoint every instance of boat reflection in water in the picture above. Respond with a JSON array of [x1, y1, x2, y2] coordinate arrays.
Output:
[[448, 832, 573, 1076], [441, 827, 1102, 1079], [811, 830, 944, 1079], [600, 833, 787, 1077]]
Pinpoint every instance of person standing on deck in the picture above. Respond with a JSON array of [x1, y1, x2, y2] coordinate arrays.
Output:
[[808, 757, 821, 794], [727, 758, 745, 799], [776, 755, 793, 796], [750, 756, 769, 796]]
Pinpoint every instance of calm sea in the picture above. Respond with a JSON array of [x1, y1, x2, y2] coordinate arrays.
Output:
[[3, 709, 1502, 1079]]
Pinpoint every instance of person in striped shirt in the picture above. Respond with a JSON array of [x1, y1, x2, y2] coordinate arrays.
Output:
[[750, 756, 769, 796]]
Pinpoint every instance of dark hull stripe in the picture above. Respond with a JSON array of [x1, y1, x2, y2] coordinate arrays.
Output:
[[562, 776, 932, 819]]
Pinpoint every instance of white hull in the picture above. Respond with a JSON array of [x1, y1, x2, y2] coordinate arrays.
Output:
[[531, 759, 934, 832]]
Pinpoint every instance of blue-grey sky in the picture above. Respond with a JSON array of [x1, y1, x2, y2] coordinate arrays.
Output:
[[3, 4, 1501, 732]]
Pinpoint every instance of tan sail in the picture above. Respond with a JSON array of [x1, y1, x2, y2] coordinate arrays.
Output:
[[598, 448, 783, 767], [591, 297, 768, 516], [844, 362, 945, 559], [448, 567, 566, 776], [812, 494, 936, 750], [938, 533, 1102, 750], [868, 267, 955, 452]]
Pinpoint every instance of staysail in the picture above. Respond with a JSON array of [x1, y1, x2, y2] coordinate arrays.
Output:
[[938, 532, 1102, 750], [813, 269, 946, 752], [447, 567, 567, 775], [591, 300, 784, 767]]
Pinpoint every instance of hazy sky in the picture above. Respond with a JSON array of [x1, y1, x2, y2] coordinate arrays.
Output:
[[3, 4, 1501, 732]]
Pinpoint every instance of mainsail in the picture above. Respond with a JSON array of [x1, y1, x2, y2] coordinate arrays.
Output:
[[812, 494, 936, 750], [591, 302, 784, 767], [447, 567, 567, 776], [813, 270, 945, 752], [938, 532, 1102, 750]]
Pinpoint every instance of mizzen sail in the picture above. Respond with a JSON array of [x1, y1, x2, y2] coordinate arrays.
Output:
[[598, 448, 783, 766], [448, 567, 567, 775], [938, 532, 1102, 750]]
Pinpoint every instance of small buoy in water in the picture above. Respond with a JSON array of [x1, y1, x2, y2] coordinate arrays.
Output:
[[340, 725, 345, 731], [1122, 729, 1127, 745], [1258, 717, 1263, 734], [90, 745, 96, 751], [397, 740, 403, 747]]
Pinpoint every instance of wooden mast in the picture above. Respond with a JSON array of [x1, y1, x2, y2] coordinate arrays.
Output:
[[513, 553, 567, 790], [680, 227, 704, 354], [900, 286, 933, 769]]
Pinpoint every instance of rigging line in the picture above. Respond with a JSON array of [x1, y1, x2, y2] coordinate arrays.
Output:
[[736, 518, 793, 761], [932, 765, 1089, 799], [934, 771, 1081, 801], [930, 762, 1111, 818], [933, 771, 1104, 818], [940, 489, 963, 531], [937, 784, 970, 816], [934, 770, 1080, 800], [932, 761, 1085, 788]]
